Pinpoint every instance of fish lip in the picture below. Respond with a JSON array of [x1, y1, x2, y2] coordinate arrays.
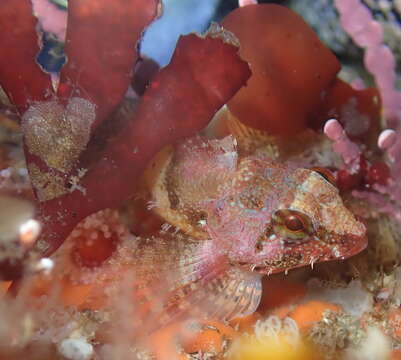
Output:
[[236, 234, 368, 275], [252, 242, 367, 274], [235, 262, 269, 274], [339, 234, 368, 260], [247, 264, 288, 275], [239, 261, 276, 275]]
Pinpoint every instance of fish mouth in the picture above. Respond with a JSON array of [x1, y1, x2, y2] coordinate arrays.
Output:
[[236, 261, 284, 275], [235, 261, 268, 274], [237, 233, 368, 276], [336, 233, 368, 260]]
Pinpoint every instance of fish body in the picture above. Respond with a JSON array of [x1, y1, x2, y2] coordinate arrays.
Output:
[[139, 134, 366, 322], [50, 134, 367, 329]]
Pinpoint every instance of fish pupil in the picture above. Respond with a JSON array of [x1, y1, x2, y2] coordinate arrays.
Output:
[[284, 215, 304, 232]]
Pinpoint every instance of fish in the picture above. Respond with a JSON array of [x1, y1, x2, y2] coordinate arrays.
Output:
[[137, 132, 367, 324]]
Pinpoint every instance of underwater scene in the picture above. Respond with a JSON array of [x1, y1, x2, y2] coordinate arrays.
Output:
[[0, 0, 401, 359]]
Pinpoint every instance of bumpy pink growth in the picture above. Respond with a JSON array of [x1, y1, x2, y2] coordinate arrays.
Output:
[[334, 0, 401, 126], [324, 118, 344, 141], [365, 46, 401, 125], [324, 119, 361, 165], [378, 129, 397, 150], [352, 190, 401, 221], [239, 0, 257, 6], [335, 0, 401, 215]]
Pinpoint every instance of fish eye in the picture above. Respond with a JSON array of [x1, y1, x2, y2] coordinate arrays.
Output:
[[272, 209, 313, 240], [284, 213, 304, 231], [310, 166, 336, 187]]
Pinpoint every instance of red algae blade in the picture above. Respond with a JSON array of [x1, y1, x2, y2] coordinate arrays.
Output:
[[57, 0, 159, 128], [0, 0, 53, 113], [222, 4, 340, 136], [37, 32, 251, 257]]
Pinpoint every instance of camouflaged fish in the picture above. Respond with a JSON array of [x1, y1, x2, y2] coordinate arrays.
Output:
[[132, 130, 367, 325]]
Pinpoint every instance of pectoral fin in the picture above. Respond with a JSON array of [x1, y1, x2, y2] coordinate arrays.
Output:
[[131, 233, 262, 331]]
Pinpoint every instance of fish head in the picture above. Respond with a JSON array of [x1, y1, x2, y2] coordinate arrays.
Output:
[[240, 167, 367, 274]]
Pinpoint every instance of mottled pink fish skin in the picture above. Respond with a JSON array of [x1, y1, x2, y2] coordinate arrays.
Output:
[[164, 135, 367, 275]]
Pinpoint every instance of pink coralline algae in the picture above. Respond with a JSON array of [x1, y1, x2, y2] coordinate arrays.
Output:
[[324, 119, 361, 166], [378, 129, 397, 150], [334, 0, 401, 126], [333, 0, 401, 217], [239, 0, 257, 7]]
